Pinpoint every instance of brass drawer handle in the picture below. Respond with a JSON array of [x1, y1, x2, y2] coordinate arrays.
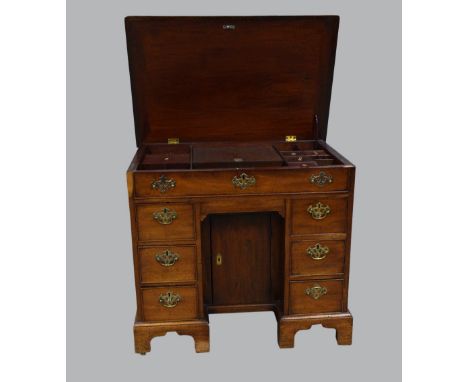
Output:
[[159, 291, 181, 308], [307, 202, 331, 220], [232, 173, 256, 189], [305, 284, 328, 300], [153, 207, 177, 225], [307, 243, 329, 260], [309, 171, 333, 187], [155, 250, 179, 267], [151, 175, 176, 193]]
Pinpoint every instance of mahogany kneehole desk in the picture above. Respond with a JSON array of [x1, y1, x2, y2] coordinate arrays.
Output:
[[127, 140, 355, 353], [125, 16, 355, 354]]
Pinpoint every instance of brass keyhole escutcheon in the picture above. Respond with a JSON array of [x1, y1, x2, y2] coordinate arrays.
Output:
[[216, 253, 223, 266]]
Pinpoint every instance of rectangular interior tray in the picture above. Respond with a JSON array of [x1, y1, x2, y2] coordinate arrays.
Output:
[[192, 144, 284, 169]]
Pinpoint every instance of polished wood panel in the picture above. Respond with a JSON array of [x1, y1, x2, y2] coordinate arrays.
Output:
[[136, 203, 195, 241], [193, 143, 283, 168], [200, 197, 285, 220], [271, 213, 285, 304], [133, 166, 350, 198], [139, 245, 197, 284], [278, 312, 352, 347], [141, 286, 198, 321], [210, 213, 272, 305], [291, 198, 347, 235], [290, 240, 345, 276], [289, 280, 343, 314], [125, 16, 339, 145], [139, 145, 191, 170], [134, 320, 209, 354]]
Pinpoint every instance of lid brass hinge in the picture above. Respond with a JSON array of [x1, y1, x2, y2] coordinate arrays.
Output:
[[285, 135, 297, 142], [167, 138, 179, 144]]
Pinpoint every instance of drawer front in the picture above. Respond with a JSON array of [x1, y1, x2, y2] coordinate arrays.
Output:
[[141, 286, 198, 321], [136, 204, 195, 241], [291, 240, 345, 276], [134, 168, 349, 197], [139, 246, 197, 284], [291, 198, 347, 235], [289, 280, 343, 314]]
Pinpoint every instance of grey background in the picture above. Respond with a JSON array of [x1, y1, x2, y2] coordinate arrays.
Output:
[[68, 1, 401, 381]]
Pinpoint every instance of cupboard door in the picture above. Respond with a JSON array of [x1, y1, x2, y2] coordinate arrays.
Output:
[[210, 213, 272, 305]]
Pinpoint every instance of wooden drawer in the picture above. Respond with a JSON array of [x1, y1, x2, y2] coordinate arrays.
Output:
[[133, 168, 349, 198], [289, 280, 343, 314], [139, 246, 197, 284], [141, 286, 198, 321], [291, 198, 347, 235], [136, 203, 195, 241], [291, 240, 345, 276]]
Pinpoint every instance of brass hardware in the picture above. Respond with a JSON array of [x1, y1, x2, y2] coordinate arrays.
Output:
[[155, 250, 179, 267], [216, 253, 223, 266], [307, 202, 331, 220], [232, 173, 256, 189], [223, 24, 236, 30], [153, 207, 177, 225], [233, 157, 243, 162], [151, 175, 176, 193], [159, 291, 181, 308], [167, 138, 179, 144], [306, 243, 329, 260], [309, 171, 333, 187], [305, 284, 328, 300], [285, 135, 297, 142]]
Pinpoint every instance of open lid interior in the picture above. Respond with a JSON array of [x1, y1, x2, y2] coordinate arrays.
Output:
[[125, 16, 339, 146]]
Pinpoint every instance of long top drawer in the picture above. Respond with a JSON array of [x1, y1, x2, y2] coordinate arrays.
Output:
[[132, 168, 351, 198]]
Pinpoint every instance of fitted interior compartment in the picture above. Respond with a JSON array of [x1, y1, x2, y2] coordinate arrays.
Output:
[[273, 141, 323, 152], [136, 140, 345, 170], [274, 142, 340, 167], [192, 143, 284, 169], [139, 144, 192, 170]]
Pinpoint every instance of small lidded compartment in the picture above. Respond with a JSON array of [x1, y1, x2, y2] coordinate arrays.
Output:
[[192, 143, 284, 169], [139, 145, 191, 170], [274, 142, 340, 167]]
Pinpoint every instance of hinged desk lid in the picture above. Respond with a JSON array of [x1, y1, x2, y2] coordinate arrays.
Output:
[[125, 16, 339, 146]]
